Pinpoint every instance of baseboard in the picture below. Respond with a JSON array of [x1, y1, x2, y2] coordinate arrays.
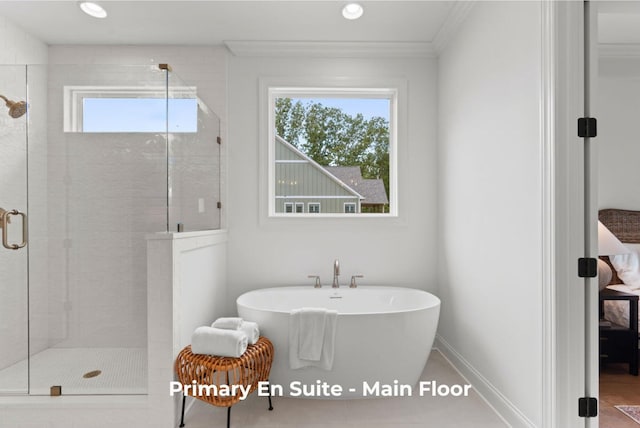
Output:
[[434, 335, 536, 428]]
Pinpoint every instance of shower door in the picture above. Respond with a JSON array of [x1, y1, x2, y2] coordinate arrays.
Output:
[[0, 65, 29, 394]]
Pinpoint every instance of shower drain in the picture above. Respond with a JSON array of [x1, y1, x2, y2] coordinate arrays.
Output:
[[83, 370, 102, 379]]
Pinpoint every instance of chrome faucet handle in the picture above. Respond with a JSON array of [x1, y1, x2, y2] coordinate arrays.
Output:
[[350, 275, 364, 288], [308, 275, 321, 288]]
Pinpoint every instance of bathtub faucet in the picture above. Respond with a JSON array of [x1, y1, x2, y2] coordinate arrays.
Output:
[[332, 259, 340, 288]]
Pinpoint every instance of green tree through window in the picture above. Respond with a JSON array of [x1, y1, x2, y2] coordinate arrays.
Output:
[[275, 97, 390, 204]]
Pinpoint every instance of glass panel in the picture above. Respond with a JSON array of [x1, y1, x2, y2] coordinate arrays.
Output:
[[168, 71, 221, 232], [25, 64, 164, 395], [25, 64, 53, 395], [0, 65, 28, 394], [0, 63, 220, 396]]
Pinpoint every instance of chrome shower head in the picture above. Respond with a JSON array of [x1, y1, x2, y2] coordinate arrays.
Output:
[[0, 95, 27, 119]]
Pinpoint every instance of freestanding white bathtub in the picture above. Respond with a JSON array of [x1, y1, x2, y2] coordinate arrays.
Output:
[[236, 286, 440, 399]]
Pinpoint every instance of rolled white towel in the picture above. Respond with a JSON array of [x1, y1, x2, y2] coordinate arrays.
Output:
[[211, 317, 244, 330], [239, 321, 260, 345], [191, 326, 248, 358], [210, 318, 260, 345]]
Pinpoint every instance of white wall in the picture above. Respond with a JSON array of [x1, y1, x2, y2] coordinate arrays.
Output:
[[226, 53, 438, 309], [598, 55, 640, 210], [437, 2, 543, 427], [147, 230, 228, 428]]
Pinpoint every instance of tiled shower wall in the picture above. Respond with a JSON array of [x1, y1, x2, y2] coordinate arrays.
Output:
[[44, 64, 169, 348], [45, 46, 227, 349], [0, 14, 47, 64]]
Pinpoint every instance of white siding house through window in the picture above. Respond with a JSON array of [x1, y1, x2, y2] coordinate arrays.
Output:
[[274, 135, 388, 214]]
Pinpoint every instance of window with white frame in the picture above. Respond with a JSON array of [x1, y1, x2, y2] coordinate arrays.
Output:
[[64, 86, 198, 133], [295, 202, 304, 213], [267, 84, 398, 217], [344, 203, 356, 214]]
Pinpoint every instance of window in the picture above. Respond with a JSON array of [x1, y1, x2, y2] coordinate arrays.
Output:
[[64, 86, 198, 133], [344, 203, 356, 214], [267, 85, 398, 217], [284, 201, 307, 213]]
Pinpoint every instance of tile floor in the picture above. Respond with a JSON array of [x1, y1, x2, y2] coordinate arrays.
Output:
[[0, 347, 146, 395], [179, 350, 507, 428]]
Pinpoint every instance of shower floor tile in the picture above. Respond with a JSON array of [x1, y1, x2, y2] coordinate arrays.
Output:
[[0, 347, 146, 395]]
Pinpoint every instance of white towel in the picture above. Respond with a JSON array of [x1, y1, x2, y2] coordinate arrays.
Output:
[[239, 321, 260, 345], [289, 308, 338, 370], [298, 308, 327, 360], [211, 317, 244, 330], [211, 318, 260, 345], [191, 326, 248, 358]]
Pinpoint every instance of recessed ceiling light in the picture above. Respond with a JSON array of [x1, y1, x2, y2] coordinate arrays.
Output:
[[79, 2, 107, 19], [342, 3, 364, 20]]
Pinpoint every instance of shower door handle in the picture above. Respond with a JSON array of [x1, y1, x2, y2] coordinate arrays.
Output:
[[0, 207, 27, 250]]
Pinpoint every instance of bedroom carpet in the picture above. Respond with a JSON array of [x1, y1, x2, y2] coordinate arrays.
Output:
[[616, 406, 640, 425]]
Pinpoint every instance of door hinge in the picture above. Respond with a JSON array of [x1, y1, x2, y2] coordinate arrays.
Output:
[[217, 201, 222, 209], [578, 117, 597, 138], [578, 257, 598, 278], [578, 397, 598, 417], [217, 136, 222, 145]]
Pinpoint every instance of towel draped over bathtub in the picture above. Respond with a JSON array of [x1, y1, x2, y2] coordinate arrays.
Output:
[[289, 307, 338, 370]]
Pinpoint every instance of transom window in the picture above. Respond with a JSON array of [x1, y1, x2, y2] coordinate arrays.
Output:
[[64, 86, 198, 133]]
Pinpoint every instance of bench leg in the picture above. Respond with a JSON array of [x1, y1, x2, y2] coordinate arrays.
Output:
[[267, 382, 273, 411], [227, 406, 231, 428], [179, 394, 186, 427]]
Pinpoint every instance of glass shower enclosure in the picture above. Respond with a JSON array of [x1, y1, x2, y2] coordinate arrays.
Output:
[[0, 63, 221, 395]]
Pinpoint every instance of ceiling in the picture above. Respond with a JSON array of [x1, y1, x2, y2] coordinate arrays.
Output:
[[0, 1, 455, 45], [1, 1, 637, 48]]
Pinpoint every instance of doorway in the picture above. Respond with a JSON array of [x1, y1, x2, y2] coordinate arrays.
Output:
[[594, 1, 640, 426]]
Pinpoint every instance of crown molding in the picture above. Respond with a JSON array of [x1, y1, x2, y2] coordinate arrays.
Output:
[[433, 1, 476, 54], [599, 43, 640, 59], [224, 41, 436, 58], [225, 1, 476, 59]]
